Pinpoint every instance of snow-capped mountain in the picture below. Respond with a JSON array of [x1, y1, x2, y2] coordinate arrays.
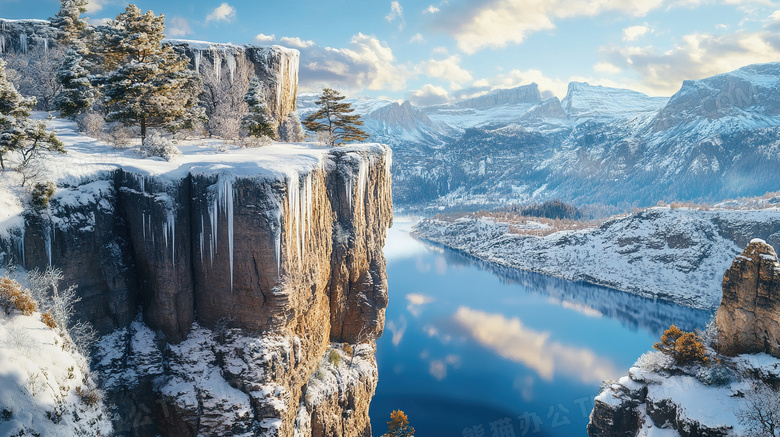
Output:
[[301, 62, 780, 211]]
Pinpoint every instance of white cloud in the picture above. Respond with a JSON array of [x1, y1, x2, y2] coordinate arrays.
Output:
[[386, 316, 407, 347], [432, 46, 449, 55], [206, 2, 236, 23], [406, 293, 435, 317], [417, 55, 473, 85], [603, 30, 780, 95], [424, 5, 440, 13], [436, 0, 669, 54], [88, 17, 112, 26], [85, 0, 109, 13], [279, 37, 315, 48], [622, 24, 652, 41], [386, 1, 405, 29], [166, 17, 192, 37], [298, 33, 410, 94], [255, 33, 276, 43], [593, 62, 622, 74], [453, 307, 620, 383], [409, 83, 451, 105], [410, 33, 425, 43]]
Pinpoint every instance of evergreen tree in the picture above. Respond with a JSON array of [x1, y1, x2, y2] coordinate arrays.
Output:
[[101, 5, 205, 140], [303, 88, 368, 146], [242, 76, 276, 138], [0, 60, 64, 172], [51, 0, 89, 44], [382, 410, 415, 437], [54, 42, 98, 117]]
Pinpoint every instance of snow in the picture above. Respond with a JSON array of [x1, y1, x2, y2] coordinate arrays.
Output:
[[413, 207, 780, 309], [0, 309, 112, 436]]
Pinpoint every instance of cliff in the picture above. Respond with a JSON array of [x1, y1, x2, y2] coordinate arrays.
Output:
[[716, 239, 780, 357], [169, 40, 299, 124], [0, 118, 393, 436], [587, 241, 780, 437], [0, 18, 58, 54]]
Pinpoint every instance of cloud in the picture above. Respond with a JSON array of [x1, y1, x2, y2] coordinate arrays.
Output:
[[298, 33, 410, 94], [434, 0, 669, 54], [453, 307, 620, 383], [387, 316, 407, 347], [410, 33, 425, 43], [206, 2, 236, 23], [85, 0, 109, 13], [88, 17, 112, 26], [424, 5, 440, 13], [622, 24, 652, 41], [603, 30, 780, 95], [409, 84, 451, 105], [280, 37, 315, 48], [418, 55, 473, 86], [166, 17, 192, 37], [255, 33, 275, 43], [406, 293, 435, 317], [386, 1, 405, 29], [593, 62, 622, 74]]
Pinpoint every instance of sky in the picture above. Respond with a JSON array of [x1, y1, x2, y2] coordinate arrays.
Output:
[[3, 0, 780, 104]]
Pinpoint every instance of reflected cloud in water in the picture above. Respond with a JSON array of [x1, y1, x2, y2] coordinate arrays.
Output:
[[453, 307, 621, 384], [406, 293, 435, 317], [386, 315, 407, 346], [383, 221, 428, 261]]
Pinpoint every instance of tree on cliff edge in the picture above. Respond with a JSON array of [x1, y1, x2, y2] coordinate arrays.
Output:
[[101, 5, 205, 141], [303, 88, 368, 146], [382, 410, 415, 437], [0, 59, 64, 173]]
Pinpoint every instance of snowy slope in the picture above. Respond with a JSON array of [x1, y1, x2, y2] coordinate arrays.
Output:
[[561, 82, 668, 119], [412, 207, 780, 309], [0, 287, 112, 436]]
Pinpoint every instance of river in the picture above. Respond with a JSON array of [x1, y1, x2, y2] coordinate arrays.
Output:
[[369, 220, 712, 436]]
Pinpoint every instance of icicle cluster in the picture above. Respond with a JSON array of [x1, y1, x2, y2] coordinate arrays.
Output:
[[285, 171, 315, 269], [19, 33, 27, 54], [202, 177, 235, 290]]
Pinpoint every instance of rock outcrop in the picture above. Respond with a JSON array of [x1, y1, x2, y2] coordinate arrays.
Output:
[[716, 239, 780, 357], [459, 83, 541, 108], [0, 142, 393, 436], [169, 41, 299, 124], [0, 19, 58, 55]]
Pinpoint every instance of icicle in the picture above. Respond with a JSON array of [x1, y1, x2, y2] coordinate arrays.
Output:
[[0, 35, 5, 54], [287, 173, 301, 264], [194, 49, 202, 72], [274, 208, 282, 276], [44, 224, 52, 267], [357, 157, 369, 210], [16, 226, 25, 268], [213, 50, 222, 82], [199, 216, 204, 263], [226, 52, 236, 84], [19, 33, 27, 54], [43, 38, 48, 55], [207, 177, 234, 289], [165, 212, 176, 267], [142, 212, 146, 240]]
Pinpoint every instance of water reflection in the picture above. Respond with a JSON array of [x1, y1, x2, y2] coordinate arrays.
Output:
[[371, 221, 712, 437], [453, 307, 620, 384]]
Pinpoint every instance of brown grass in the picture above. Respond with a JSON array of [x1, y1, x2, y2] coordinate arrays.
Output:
[[0, 277, 37, 316]]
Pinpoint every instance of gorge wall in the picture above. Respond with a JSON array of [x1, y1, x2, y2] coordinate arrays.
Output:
[[0, 144, 393, 436]]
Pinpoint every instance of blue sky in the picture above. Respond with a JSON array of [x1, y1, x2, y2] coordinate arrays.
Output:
[[3, 0, 780, 104]]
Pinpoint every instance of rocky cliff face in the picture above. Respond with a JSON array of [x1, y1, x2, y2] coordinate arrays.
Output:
[[170, 41, 299, 124], [0, 19, 58, 54], [716, 239, 780, 357], [0, 142, 393, 436]]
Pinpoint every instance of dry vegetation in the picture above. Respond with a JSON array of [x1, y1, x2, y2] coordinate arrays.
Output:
[[0, 276, 38, 316]]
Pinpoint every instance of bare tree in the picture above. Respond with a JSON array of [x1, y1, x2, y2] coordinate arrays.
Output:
[[1, 46, 65, 110], [199, 54, 252, 141], [738, 381, 780, 437]]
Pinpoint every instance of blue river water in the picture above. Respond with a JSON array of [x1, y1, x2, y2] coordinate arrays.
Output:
[[369, 220, 713, 437]]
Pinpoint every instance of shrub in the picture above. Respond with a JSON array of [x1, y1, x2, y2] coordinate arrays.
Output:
[[41, 311, 56, 329], [383, 410, 415, 437], [654, 325, 709, 366], [31, 182, 56, 210], [0, 276, 38, 316], [75, 385, 101, 407], [343, 343, 353, 357], [634, 351, 674, 372], [328, 349, 341, 367], [77, 112, 105, 138], [106, 124, 133, 148], [696, 362, 731, 386], [140, 131, 181, 161]]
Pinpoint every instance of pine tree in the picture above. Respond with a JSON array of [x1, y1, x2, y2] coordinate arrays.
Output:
[[303, 88, 368, 146], [0, 60, 64, 172], [101, 5, 205, 141], [51, 0, 89, 44], [54, 42, 98, 118], [382, 410, 415, 437], [242, 76, 276, 138]]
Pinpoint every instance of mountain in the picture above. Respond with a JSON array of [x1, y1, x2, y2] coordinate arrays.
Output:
[[300, 62, 780, 211]]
